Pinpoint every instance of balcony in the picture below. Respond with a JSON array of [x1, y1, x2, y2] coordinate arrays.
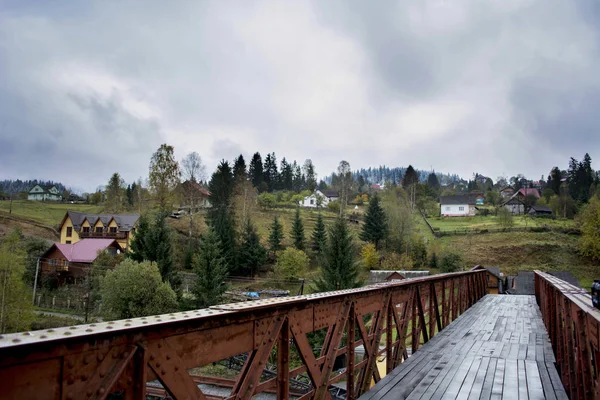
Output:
[[79, 231, 127, 239]]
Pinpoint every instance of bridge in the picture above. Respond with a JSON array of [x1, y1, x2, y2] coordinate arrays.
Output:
[[0, 269, 597, 399]]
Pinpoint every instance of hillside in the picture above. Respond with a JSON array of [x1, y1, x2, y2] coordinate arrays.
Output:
[[438, 231, 597, 290], [0, 200, 104, 227]]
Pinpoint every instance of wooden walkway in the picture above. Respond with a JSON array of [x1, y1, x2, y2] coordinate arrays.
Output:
[[361, 295, 567, 400]]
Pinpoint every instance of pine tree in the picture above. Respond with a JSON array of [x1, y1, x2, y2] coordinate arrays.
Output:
[[193, 230, 229, 308], [314, 217, 361, 291], [268, 216, 285, 252], [238, 219, 267, 276], [208, 161, 237, 267], [233, 154, 247, 181], [427, 173, 440, 191], [291, 206, 305, 251], [402, 165, 418, 188], [153, 212, 174, 283], [280, 158, 294, 190], [263, 152, 278, 191], [360, 194, 388, 250], [129, 214, 151, 262], [311, 212, 327, 254], [249, 152, 264, 189]]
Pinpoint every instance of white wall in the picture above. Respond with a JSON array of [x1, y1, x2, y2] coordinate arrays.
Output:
[[441, 204, 474, 216]]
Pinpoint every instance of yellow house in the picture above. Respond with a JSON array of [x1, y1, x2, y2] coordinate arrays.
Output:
[[59, 211, 140, 252]]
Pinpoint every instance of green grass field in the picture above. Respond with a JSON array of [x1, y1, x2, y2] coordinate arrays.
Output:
[[438, 231, 598, 290], [0, 200, 104, 227], [427, 215, 577, 233]]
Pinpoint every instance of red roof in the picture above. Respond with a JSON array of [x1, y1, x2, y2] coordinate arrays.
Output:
[[516, 188, 540, 198], [51, 239, 120, 263]]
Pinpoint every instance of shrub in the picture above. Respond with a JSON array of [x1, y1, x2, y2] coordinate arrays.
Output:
[[258, 193, 276, 209], [381, 252, 413, 270], [361, 243, 380, 270], [271, 248, 310, 282], [440, 252, 463, 273], [327, 200, 340, 213]]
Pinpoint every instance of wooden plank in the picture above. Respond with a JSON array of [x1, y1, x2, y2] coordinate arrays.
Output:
[[456, 356, 484, 400], [536, 361, 557, 400], [517, 359, 529, 400], [490, 358, 505, 400], [477, 357, 497, 400], [525, 360, 545, 400]]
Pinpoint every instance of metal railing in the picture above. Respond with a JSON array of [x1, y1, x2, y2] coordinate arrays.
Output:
[[535, 271, 600, 399], [0, 270, 487, 400]]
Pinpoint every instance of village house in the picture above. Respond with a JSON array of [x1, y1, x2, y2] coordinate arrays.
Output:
[[27, 184, 62, 201], [299, 190, 339, 208], [471, 265, 504, 294], [40, 239, 122, 285], [513, 187, 541, 200], [59, 211, 140, 251], [178, 180, 211, 210], [502, 197, 525, 215], [440, 194, 477, 216], [500, 187, 515, 199], [528, 205, 553, 216]]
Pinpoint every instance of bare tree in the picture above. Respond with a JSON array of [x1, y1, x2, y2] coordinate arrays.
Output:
[[181, 152, 206, 183], [337, 160, 352, 216]]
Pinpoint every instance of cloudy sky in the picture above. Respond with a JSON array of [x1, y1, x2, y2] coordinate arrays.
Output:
[[1, 0, 600, 192]]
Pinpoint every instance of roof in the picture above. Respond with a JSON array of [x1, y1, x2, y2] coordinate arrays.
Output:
[[440, 194, 477, 205], [471, 265, 501, 278], [516, 188, 540, 198], [321, 190, 339, 198], [180, 180, 210, 197], [64, 211, 140, 232], [502, 197, 524, 206], [45, 239, 121, 263], [500, 186, 515, 192], [548, 271, 580, 287], [508, 270, 580, 295], [513, 271, 535, 295], [529, 205, 552, 213]]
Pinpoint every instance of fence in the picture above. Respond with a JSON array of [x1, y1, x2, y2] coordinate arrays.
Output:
[[0, 270, 487, 400], [535, 271, 600, 399]]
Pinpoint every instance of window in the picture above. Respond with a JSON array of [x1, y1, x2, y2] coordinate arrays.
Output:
[[445, 207, 450, 211], [66, 240, 71, 244], [459, 206, 464, 211], [109, 227, 117, 233], [310, 199, 315, 205], [83, 227, 90, 233], [66, 227, 72, 237], [95, 227, 103, 233]]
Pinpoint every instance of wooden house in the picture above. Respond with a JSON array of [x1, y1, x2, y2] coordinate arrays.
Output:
[[471, 265, 503, 294]]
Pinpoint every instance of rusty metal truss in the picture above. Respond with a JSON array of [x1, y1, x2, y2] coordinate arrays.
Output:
[[0, 270, 486, 400], [536, 270, 600, 399]]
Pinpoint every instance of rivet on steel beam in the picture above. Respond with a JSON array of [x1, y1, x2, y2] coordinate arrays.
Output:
[[66, 393, 73, 400], [67, 360, 74, 368], [81, 375, 88, 382], [157, 343, 162, 349], [156, 362, 161, 368], [83, 355, 90, 365], [97, 388, 105, 395], [97, 353, 104, 362], [67, 374, 75, 385], [99, 371, 106, 378], [127, 377, 133, 385], [161, 369, 166, 375], [166, 355, 170, 360], [149, 355, 155, 361], [86, 390, 93, 397]]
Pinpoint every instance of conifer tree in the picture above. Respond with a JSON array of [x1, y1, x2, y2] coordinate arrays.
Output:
[[268, 216, 285, 252], [360, 194, 388, 250], [315, 217, 361, 291], [249, 152, 264, 189], [193, 230, 228, 308], [208, 161, 237, 267], [311, 212, 327, 254], [239, 219, 267, 276], [129, 214, 151, 262], [291, 206, 305, 250], [153, 212, 174, 283], [233, 154, 247, 181]]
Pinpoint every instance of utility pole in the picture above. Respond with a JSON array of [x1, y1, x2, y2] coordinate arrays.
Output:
[[32, 258, 40, 305]]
